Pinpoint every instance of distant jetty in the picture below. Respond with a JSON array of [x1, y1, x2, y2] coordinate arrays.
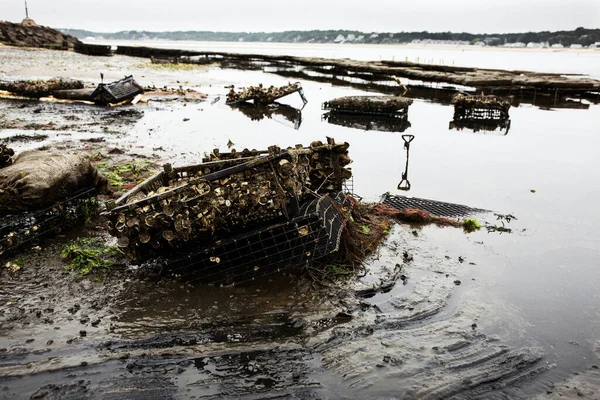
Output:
[[112, 45, 600, 99], [0, 20, 80, 49]]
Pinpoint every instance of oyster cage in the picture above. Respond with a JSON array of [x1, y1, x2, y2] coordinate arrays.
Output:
[[0, 188, 98, 258], [157, 192, 352, 285], [452, 94, 511, 122], [322, 95, 412, 118], [104, 142, 352, 263]]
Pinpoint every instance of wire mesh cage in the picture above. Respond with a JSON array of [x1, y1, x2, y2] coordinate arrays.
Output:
[[452, 94, 511, 122], [0, 188, 98, 257], [322, 96, 412, 118], [104, 142, 352, 263], [157, 192, 353, 285]]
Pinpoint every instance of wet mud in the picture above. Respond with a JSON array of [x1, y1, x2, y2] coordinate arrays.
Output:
[[1, 45, 600, 399]]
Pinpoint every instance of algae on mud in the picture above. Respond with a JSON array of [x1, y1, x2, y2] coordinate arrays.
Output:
[[61, 237, 120, 276]]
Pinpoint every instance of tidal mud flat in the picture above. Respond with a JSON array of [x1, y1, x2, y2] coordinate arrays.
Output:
[[1, 46, 600, 399]]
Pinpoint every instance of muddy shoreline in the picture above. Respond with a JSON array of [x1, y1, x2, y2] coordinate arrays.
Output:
[[1, 45, 600, 399]]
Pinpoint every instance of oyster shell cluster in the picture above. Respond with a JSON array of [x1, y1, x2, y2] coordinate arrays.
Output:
[[0, 145, 14, 168], [0, 79, 84, 98], [452, 93, 511, 120], [226, 82, 301, 105], [324, 95, 412, 115], [106, 139, 352, 262]]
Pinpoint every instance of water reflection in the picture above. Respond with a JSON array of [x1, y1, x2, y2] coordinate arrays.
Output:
[[229, 102, 303, 130], [397, 134, 414, 191], [449, 119, 511, 135], [322, 112, 411, 133]]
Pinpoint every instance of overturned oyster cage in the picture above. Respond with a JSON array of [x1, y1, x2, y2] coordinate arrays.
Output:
[[103, 139, 352, 263], [159, 192, 353, 285], [226, 82, 307, 106]]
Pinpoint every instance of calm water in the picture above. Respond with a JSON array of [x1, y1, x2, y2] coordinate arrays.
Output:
[[115, 45, 600, 391], [88, 39, 600, 78], [2, 43, 600, 396]]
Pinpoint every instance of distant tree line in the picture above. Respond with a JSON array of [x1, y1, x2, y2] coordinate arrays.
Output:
[[60, 27, 600, 47]]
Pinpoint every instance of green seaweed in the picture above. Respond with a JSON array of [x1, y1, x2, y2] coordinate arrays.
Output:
[[462, 218, 482, 233], [61, 238, 119, 276]]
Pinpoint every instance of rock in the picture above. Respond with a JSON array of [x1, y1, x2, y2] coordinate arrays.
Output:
[[0, 151, 108, 214], [0, 21, 80, 49]]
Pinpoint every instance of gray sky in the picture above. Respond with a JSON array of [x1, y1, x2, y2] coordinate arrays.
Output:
[[3, 0, 599, 33]]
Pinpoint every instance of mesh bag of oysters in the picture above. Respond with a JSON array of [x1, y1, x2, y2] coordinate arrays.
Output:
[[104, 138, 352, 263], [323, 95, 412, 116], [226, 82, 302, 105]]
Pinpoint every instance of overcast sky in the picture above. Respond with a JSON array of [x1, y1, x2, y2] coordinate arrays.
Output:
[[3, 0, 599, 33]]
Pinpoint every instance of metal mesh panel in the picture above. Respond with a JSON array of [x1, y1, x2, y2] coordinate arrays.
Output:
[[453, 104, 509, 121], [158, 192, 352, 285], [0, 188, 98, 257], [381, 193, 487, 218]]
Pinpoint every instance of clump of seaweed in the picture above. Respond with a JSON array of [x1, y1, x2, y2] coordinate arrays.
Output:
[[95, 160, 158, 195], [61, 238, 120, 276], [307, 200, 483, 283], [462, 218, 482, 233]]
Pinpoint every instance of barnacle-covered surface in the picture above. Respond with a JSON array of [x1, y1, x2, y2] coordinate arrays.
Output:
[[0, 79, 84, 98], [226, 82, 302, 105], [0, 144, 14, 168], [452, 93, 511, 121], [104, 139, 353, 262], [323, 95, 412, 117]]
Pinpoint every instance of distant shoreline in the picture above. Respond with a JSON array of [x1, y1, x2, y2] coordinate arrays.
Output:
[[84, 39, 600, 54]]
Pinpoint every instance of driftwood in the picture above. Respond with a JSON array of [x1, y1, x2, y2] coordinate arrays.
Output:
[[0, 79, 84, 98], [52, 88, 95, 101]]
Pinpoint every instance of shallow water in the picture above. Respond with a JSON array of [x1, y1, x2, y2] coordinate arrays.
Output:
[[122, 63, 600, 390], [90, 39, 600, 78], [1, 46, 600, 398]]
